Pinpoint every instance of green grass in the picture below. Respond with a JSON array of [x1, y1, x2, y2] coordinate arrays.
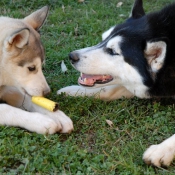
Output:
[[1, 0, 175, 174]]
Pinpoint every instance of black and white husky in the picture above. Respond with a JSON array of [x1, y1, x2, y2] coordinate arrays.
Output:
[[58, 0, 175, 167]]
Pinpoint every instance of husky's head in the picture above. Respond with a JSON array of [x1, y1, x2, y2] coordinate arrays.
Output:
[[69, 0, 167, 98], [0, 6, 50, 97]]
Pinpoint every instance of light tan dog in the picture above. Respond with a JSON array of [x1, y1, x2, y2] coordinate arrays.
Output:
[[0, 6, 73, 134]]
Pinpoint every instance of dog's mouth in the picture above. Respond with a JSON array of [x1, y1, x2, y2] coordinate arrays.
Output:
[[78, 73, 113, 87]]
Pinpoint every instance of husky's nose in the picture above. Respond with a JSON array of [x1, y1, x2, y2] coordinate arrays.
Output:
[[43, 87, 50, 96], [69, 52, 79, 64]]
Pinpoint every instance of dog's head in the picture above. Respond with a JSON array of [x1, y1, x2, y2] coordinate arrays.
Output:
[[0, 6, 50, 96], [69, 0, 168, 98]]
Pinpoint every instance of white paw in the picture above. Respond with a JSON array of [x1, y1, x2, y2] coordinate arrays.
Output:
[[26, 113, 61, 134], [57, 86, 72, 95], [57, 85, 84, 96], [46, 110, 74, 134], [143, 143, 175, 167]]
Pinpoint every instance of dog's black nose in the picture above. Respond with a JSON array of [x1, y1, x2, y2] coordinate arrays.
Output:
[[43, 88, 50, 96], [69, 52, 79, 64]]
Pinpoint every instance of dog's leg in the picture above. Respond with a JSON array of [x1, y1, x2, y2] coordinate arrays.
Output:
[[1, 86, 73, 133], [143, 134, 175, 167], [0, 104, 61, 134], [58, 85, 134, 100], [27, 99, 74, 134]]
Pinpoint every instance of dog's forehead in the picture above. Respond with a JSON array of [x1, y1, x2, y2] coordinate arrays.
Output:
[[17, 36, 45, 67], [17, 56, 43, 67], [102, 26, 115, 41], [106, 35, 123, 47], [109, 16, 147, 40], [102, 25, 133, 48]]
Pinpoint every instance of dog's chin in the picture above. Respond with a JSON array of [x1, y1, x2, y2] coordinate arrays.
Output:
[[21, 87, 42, 97], [78, 73, 113, 88]]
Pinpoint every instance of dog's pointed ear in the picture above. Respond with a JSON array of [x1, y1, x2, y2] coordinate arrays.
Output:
[[24, 6, 49, 30], [144, 40, 167, 73], [6, 28, 29, 49], [130, 0, 145, 19]]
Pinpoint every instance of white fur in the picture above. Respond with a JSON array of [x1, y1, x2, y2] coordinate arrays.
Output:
[[0, 77, 73, 134], [143, 134, 175, 167], [58, 85, 134, 101], [102, 26, 115, 40], [68, 35, 149, 98], [0, 7, 73, 134]]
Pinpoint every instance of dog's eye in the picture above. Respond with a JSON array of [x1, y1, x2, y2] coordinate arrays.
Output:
[[28, 66, 36, 72], [106, 48, 119, 56]]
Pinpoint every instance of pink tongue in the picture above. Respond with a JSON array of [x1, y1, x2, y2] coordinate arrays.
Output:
[[78, 73, 113, 86]]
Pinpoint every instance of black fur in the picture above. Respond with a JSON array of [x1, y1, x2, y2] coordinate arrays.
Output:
[[104, 1, 175, 97]]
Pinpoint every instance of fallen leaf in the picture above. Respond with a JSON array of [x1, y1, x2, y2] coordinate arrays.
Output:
[[106, 119, 113, 127], [117, 2, 123, 8], [78, 0, 84, 2], [61, 60, 68, 73], [62, 5, 65, 12], [119, 14, 126, 17]]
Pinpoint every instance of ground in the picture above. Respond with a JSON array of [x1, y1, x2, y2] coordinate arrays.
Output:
[[0, 0, 175, 174]]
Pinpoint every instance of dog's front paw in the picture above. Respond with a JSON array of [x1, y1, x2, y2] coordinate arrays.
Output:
[[27, 113, 62, 134], [143, 143, 175, 167], [57, 85, 84, 96], [47, 110, 74, 134]]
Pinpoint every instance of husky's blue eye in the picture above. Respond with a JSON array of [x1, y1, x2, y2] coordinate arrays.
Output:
[[105, 48, 119, 56], [28, 66, 36, 72]]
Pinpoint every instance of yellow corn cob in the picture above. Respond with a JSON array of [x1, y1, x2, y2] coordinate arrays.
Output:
[[32, 96, 59, 112]]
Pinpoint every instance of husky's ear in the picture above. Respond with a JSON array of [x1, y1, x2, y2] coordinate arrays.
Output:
[[130, 0, 145, 19], [6, 28, 29, 49], [24, 6, 49, 30], [144, 40, 167, 73]]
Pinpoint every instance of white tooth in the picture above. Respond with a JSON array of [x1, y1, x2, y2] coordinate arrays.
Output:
[[84, 78, 87, 82]]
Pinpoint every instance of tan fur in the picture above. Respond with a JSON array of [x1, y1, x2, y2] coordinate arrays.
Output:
[[0, 7, 73, 134]]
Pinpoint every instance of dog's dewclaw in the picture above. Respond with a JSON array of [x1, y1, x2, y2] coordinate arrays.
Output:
[[32, 96, 59, 112]]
